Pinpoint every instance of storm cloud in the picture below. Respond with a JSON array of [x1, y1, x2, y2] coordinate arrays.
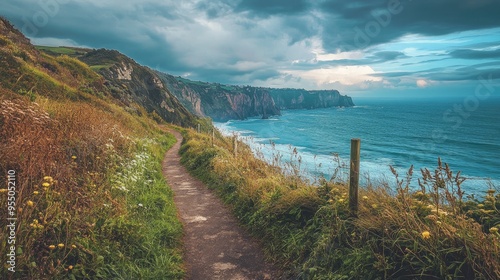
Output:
[[1, 0, 499, 95]]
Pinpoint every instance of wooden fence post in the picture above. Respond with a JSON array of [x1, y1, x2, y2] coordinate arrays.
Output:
[[233, 135, 238, 157], [197, 124, 201, 133], [349, 138, 361, 217], [212, 129, 215, 147]]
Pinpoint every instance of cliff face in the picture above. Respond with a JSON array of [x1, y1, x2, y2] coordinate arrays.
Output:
[[1, 16, 199, 128], [158, 73, 280, 122], [159, 73, 355, 122], [79, 49, 197, 127], [270, 89, 355, 109]]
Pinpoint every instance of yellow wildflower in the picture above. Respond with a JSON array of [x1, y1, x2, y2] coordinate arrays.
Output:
[[362, 196, 368, 200], [48, 245, 56, 250], [71, 155, 77, 160], [68, 265, 74, 270], [421, 231, 431, 239], [43, 176, 53, 181], [58, 243, 65, 249], [71, 244, 77, 249], [26, 200, 34, 207], [42, 182, 50, 188], [33, 191, 39, 195], [338, 198, 345, 203], [490, 227, 498, 234], [371, 204, 378, 209]]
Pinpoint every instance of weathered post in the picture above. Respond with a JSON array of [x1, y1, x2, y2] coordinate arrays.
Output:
[[197, 123, 201, 133], [233, 135, 238, 157], [212, 128, 215, 147], [349, 138, 361, 217]]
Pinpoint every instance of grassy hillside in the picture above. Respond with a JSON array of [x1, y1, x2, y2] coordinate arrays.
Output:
[[180, 129, 500, 279], [0, 18, 185, 279]]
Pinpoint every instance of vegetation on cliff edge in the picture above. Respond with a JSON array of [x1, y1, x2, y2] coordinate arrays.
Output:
[[1, 17, 185, 279], [180, 129, 499, 279]]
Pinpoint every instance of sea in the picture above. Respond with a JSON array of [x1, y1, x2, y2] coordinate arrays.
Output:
[[215, 96, 500, 196]]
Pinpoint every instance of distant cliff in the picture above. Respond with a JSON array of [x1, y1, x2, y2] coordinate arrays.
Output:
[[269, 88, 354, 109], [158, 74, 280, 122], [159, 74, 355, 122]]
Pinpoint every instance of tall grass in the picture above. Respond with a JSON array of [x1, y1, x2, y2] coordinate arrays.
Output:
[[180, 129, 500, 279], [0, 92, 184, 279]]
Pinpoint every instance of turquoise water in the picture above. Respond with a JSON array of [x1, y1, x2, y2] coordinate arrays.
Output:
[[215, 96, 500, 194]]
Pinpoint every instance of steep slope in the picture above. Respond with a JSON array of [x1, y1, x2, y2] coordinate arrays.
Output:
[[1, 17, 186, 279], [0, 19, 107, 102], [1, 17, 198, 127], [78, 49, 198, 127], [159, 73, 355, 122]]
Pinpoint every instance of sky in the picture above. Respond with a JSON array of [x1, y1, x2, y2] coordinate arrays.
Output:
[[2, 0, 500, 97]]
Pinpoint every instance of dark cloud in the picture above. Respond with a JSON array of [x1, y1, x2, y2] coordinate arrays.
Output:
[[1, 0, 499, 90], [378, 62, 500, 82], [369, 51, 406, 61], [450, 49, 500, 60], [426, 68, 500, 82], [187, 66, 282, 85], [319, 0, 500, 52], [235, 0, 312, 16], [195, 1, 236, 18]]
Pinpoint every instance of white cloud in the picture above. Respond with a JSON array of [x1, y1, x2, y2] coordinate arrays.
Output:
[[310, 36, 364, 61], [30, 37, 86, 47], [416, 79, 429, 88], [283, 66, 382, 86]]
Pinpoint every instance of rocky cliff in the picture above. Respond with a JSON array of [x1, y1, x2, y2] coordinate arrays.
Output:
[[269, 88, 355, 109], [78, 49, 197, 127], [158, 73, 281, 122], [159, 74, 355, 122], [0, 16, 198, 127]]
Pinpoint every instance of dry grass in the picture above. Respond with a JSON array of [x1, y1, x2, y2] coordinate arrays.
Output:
[[180, 128, 500, 279], [0, 91, 183, 279]]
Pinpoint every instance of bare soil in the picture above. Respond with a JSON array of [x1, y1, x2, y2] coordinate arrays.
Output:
[[162, 130, 281, 280]]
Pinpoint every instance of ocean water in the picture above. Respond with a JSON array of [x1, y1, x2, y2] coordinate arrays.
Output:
[[215, 96, 500, 195]]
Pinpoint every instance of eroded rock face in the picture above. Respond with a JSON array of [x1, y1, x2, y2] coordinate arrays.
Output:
[[79, 49, 198, 127], [159, 72, 355, 122], [114, 62, 133, 80], [270, 89, 355, 109]]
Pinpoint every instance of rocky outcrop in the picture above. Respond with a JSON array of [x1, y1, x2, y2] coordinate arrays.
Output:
[[79, 49, 197, 127]]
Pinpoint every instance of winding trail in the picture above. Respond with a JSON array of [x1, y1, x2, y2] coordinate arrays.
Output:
[[162, 130, 279, 280]]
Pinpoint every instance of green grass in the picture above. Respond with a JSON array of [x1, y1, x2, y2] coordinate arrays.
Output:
[[2, 23, 187, 279], [70, 134, 184, 279], [179, 129, 500, 279], [90, 64, 113, 71], [35, 46, 87, 57]]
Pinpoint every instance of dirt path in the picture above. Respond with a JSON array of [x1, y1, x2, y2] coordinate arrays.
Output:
[[162, 130, 279, 280]]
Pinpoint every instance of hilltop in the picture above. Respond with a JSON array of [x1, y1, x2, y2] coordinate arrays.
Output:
[[1, 20, 198, 128]]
